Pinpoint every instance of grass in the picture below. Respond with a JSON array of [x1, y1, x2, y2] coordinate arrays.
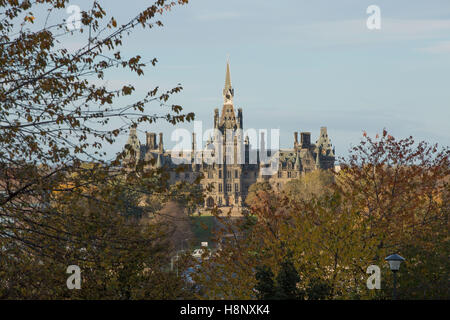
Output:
[[190, 215, 215, 247]]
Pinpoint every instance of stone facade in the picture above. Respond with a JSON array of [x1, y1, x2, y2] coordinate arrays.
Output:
[[123, 62, 335, 208]]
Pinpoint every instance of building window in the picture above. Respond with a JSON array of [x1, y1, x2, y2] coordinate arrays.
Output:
[[288, 171, 292, 178], [234, 170, 238, 178], [219, 171, 222, 178], [218, 197, 222, 205], [278, 171, 282, 178], [219, 183, 223, 193], [234, 183, 239, 192], [227, 171, 231, 178], [226, 184, 232, 192]]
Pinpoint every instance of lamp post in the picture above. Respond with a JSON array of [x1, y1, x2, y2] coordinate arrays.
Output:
[[385, 254, 405, 300], [171, 253, 181, 277]]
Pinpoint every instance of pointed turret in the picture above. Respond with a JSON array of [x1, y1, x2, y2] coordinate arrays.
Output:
[[156, 153, 163, 168], [315, 149, 321, 169], [316, 127, 333, 154], [223, 60, 233, 101], [294, 152, 301, 170]]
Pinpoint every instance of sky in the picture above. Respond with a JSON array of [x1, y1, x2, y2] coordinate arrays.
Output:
[[59, 0, 450, 159]]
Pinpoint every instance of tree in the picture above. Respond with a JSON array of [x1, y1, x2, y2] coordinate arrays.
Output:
[[0, 0, 202, 299], [255, 265, 275, 300], [245, 181, 273, 207], [195, 131, 449, 300], [0, 164, 196, 299], [0, 0, 193, 253], [305, 277, 333, 300], [255, 256, 305, 300], [273, 256, 304, 300], [335, 130, 449, 299], [283, 169, 334, 202]]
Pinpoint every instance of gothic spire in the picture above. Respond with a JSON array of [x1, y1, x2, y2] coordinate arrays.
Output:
[[223, 60, 234, 103], [219, 60, 237, 132]]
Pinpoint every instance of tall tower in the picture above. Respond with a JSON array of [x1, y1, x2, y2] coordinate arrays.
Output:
[[215, 60, 243, 207], [124, 127, 141, 165]]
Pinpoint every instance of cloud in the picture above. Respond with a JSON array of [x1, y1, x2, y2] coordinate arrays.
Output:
[[419, 41, 450, 54]]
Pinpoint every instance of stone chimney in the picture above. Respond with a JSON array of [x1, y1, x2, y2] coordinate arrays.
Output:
[[146, 132, 157, 150], [294, 132, 298, 149], [300, 132, 311, 148], [237, 108, 243, 129]]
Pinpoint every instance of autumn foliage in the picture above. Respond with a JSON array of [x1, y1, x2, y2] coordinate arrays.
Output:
[[195, 131, 449, 300]]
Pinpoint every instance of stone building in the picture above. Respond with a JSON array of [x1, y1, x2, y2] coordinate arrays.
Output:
[[123, 62, 335, 208]]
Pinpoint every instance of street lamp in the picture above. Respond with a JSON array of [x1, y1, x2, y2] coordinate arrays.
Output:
[[385, 254, 405, 300]]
